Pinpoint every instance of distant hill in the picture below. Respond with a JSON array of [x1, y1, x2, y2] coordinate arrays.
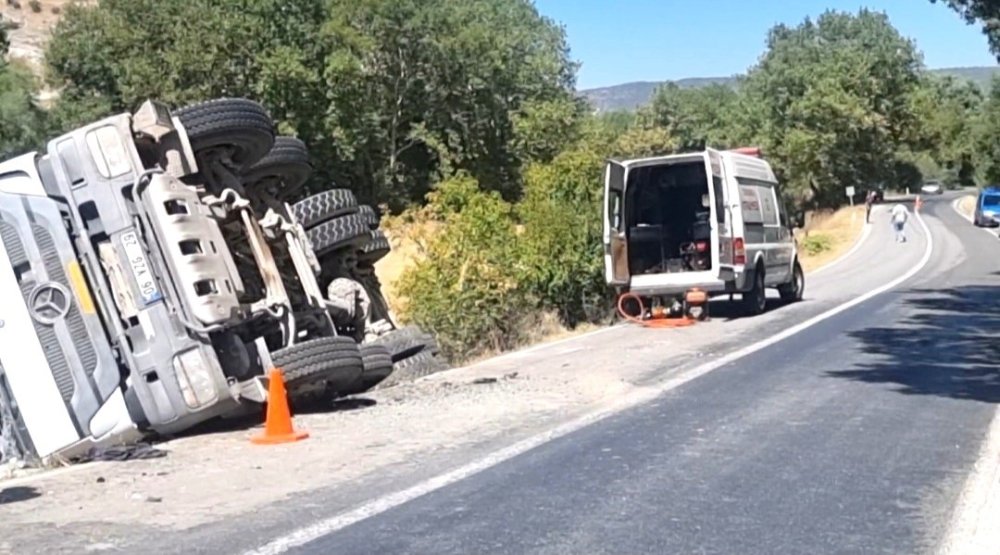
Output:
[[580, 66, 1000, 112]]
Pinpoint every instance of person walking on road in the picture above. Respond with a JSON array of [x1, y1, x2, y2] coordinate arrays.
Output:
[[865, 190, 876, 223], [890, 203, 909, 243]]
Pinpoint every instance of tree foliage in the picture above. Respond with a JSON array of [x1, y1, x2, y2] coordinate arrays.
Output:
[[0, 17, 47, 159], [46, 0, 580, 210], [640, 83, 741, 150], [739, 10, 923, 207]]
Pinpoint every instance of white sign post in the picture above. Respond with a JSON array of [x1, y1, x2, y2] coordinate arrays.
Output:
[[845, 186, 856, 206]]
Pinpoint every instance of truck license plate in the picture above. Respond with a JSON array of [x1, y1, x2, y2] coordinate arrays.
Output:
[[121, 231, 162, 306]]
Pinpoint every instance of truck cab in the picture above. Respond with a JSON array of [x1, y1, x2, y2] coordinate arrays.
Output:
[[0, 98, 367, 463], [603, 147, 803, 316]]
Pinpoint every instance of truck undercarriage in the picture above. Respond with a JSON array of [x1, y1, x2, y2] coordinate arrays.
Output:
[[0, 97, 446, 464]]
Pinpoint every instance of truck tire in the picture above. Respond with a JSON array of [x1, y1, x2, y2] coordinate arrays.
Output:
[[271, 336, 363, 392], [373, 326, 431, 362], [740, 264, 767, 316], [340, 344, 394, 395], [375, 350, 447, 390], [241, 136, 312, 196], [307, 213, 370, 255], [293, 189, 359, 229], [359, 230, 391, 263], [175, 98, 275, 172], [358, 205, 380, 230], [778, 260, 805, 302]]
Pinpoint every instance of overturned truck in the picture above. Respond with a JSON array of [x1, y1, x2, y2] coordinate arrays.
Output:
[[0, 98, 444, 464]]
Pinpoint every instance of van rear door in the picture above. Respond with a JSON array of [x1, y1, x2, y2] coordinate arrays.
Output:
[[603, 160, 629, 286], [703, 149, 739, 278]]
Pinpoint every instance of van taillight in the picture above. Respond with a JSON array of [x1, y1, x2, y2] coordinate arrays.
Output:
[[733, 237, 746, 265]]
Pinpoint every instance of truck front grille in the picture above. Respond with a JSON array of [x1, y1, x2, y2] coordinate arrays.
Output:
[[32, 224, 97, 378], [0, 220, 97, 405]]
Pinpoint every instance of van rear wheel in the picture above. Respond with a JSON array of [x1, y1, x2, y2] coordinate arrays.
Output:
[[779, 261, 804, 302], [741, 266, 767, 316]]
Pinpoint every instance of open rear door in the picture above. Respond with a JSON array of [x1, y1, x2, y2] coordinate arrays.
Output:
[[703, 149, 737, 279], [603, 160, 629, 287]]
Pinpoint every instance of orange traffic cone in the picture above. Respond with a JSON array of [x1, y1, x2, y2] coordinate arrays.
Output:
[[250, 368, 309, 445]]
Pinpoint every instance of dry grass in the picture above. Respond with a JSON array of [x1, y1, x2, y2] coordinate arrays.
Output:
[[374, 219, 439, 317], [957, 195, 976, 219], [459, 312, 600, 366], [796, 205, 866, 273]]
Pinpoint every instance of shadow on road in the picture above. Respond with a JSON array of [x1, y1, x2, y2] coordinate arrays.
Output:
[[827, 286, 1000, 404], [0, 486, 40, 505]]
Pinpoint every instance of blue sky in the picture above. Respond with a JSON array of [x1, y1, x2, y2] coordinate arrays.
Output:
[[533, 0, 999, 90]]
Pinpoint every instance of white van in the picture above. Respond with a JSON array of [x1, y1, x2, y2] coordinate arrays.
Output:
[[603, 147, 803, 316]]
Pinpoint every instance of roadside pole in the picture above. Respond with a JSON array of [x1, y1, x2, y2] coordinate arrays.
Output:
[[846, 186, 856, 224]]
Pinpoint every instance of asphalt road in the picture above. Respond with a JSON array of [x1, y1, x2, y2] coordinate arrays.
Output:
[[284, 194, 1000, 555]]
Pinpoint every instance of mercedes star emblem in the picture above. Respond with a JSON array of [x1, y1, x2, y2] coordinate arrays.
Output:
[[29, 282, 71, 325]]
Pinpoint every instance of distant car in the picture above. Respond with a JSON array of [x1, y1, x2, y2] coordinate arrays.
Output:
[[974, 187, 1000, 227], [921, 180, 944, 195]]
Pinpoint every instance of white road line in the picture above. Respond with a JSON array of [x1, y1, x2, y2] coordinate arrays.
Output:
[[246, 212, 934, 555], [939, 410, 1000, 555], [939, 195, 1000, 555]]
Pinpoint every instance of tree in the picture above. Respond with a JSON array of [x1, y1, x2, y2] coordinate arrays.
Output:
[[640, 82, 741, 150], [740, 10, 923, 208], [46, 0, 580, 210], [975, 77, 1000, 183], [908, 75, 983, 185], [932, 0, 1000, 59], [0, 17, 47, 159]]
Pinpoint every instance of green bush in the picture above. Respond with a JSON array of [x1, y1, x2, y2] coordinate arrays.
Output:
[[518, 145, 609, 325], [396, 175, 535, 361], [802, 234, 833, 256]]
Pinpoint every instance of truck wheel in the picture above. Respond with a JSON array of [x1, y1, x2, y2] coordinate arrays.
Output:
[[307, 213, 370, 255], [359, 230, 391, 263], [241, 136, 312, 197], [373, 326, 431, 362], [339, 344, 394, 395], [358, 205, 381, 230], [293, 189, 359, 229], [375, 350, 447, 390], [778, 260, 805, 302], [175, 98, 275, 172], [271, 336, 363, 392], [740, 265, 767, 316]]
